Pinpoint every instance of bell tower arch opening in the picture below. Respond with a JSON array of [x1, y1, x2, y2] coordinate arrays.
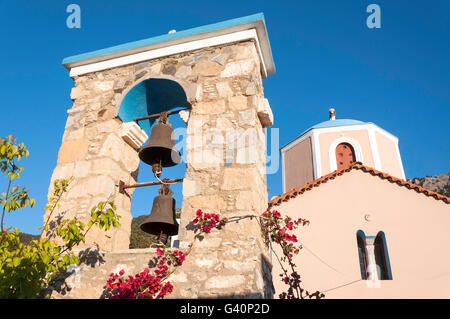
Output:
[[117, 76, 191, 248]]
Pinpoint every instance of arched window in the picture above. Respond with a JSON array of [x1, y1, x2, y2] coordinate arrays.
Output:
[[335, 142, 356, 170], [356, 231, 368, 280], [374, 231, 393, 280]]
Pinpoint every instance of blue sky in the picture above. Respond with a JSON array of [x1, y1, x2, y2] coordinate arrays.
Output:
[[1, 1, 449, 234]]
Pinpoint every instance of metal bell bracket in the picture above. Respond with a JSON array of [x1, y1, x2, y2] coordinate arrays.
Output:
[[133, 107, 190, 124], [118, 178, 183, 195]]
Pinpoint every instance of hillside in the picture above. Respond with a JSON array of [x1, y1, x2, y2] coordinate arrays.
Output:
[[129, 208, 181, 249], [129, 214, 164, 249], [408, 173, 450, 197]]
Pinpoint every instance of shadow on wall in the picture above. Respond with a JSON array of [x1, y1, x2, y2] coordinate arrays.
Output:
[[40, 244, 106, 298], [41, 246, 274, 299]]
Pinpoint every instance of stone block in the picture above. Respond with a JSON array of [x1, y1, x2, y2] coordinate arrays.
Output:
[[49, 163, 75, 184], [134, 62, 148, 73], [175, 65, 192, 78], [187, 147, 223, 170], [204, 275, 245, 289], [221, 167, 259, 191], [57, 139, 90, 164], [220, 60, 255, 78], [256, 98, 274, 128], [233, 43, 259, 60], [216, 82, 233, 98], [236, 145, 257, 164], [162, 63, 176, 75], [90, 158, 122, 177], [63, 127, 85, 141], [168, 271, 188, 283], [228, 95, 248, 111], [99, 134, 140, 172], [193, 100, 225, 115], [195, 238, 223, 250], [70, 87, 86, 100], [238, 109, 257, 126], [194, 253, 219, 269], [67, 176, 115, 199], [94, 81, 114, 92], [149, 63, 162, 73], [245, 82, 257, 96], [67, 105, 85, 115], [209, 53, 228, 66], [182, 178, 199, 198], [112, 228, 131, 251], [224, 260, 255, 273], [73, 160, 91, 178], [215, 117, 234, 131], [183, 195, 226, 216], [113, 78, 126, 93], [192, 60, 224, 76], [98, 108, 116, 121], [235, 191, 260, 210], [97, 119, 121, 134]]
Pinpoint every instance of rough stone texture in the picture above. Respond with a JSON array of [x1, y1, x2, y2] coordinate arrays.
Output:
[[47, 40, 274, 299]]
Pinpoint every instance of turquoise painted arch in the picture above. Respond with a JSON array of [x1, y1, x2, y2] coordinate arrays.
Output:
[[118, 78, 191, 133]]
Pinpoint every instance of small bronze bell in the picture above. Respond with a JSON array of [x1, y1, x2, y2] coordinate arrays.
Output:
[[138, 113, 181, 177], [140, 184, 178, 244]]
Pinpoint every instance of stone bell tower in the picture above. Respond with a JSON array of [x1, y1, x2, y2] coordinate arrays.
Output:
[[46, 13, 276, 298]]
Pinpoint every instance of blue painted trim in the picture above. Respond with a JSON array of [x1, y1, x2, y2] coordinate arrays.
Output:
[[118, 78, 189, 132], [356, 230, 367, 240], [356, 230, 368, 280], [281, 120, 372, 151], [63, 13, 266, 65], [376, 231, 393, 280]]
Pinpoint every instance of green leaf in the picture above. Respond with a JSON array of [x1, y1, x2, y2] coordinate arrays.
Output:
[[12, 257, 20, 267]]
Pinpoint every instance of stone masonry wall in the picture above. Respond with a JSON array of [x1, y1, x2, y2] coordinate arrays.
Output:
[[47, 39, 274, 298]]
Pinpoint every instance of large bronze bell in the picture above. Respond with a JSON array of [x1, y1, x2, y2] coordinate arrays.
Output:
[[138, 113, 181, 177], [140, 184, 178, 244]]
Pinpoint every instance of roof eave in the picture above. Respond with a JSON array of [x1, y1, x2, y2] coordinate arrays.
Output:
[[62, 13, 275, 77]]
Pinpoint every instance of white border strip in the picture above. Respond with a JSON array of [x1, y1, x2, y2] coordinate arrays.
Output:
[[367, 126, 382, 171], [311, 131, 322, 179], [395, 141, 406, 180], [69, 29, 267, 77], [281, 151, 286, 193]]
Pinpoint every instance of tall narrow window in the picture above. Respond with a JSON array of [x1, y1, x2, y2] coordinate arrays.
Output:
[[356, 231, 368, 280], [374, 231, 393, 280], [335, 143, 356, 170]]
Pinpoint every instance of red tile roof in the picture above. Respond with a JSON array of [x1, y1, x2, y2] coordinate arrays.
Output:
[[268, 162, 450, 208]]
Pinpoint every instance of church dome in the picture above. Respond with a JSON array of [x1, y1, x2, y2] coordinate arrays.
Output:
[[280, 108, 405, 192], [311, 119, 366, 130]]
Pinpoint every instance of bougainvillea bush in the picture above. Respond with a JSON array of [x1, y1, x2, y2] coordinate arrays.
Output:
[[107, 209, 323, 299], [105, 247, 187, 299]]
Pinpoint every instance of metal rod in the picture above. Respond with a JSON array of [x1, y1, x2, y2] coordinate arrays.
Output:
[[119, 179, 183, 193], [133, 108, 190, 123]]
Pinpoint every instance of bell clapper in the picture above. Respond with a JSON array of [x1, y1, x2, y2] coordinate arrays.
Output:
[[158, 230, 168, 245]]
